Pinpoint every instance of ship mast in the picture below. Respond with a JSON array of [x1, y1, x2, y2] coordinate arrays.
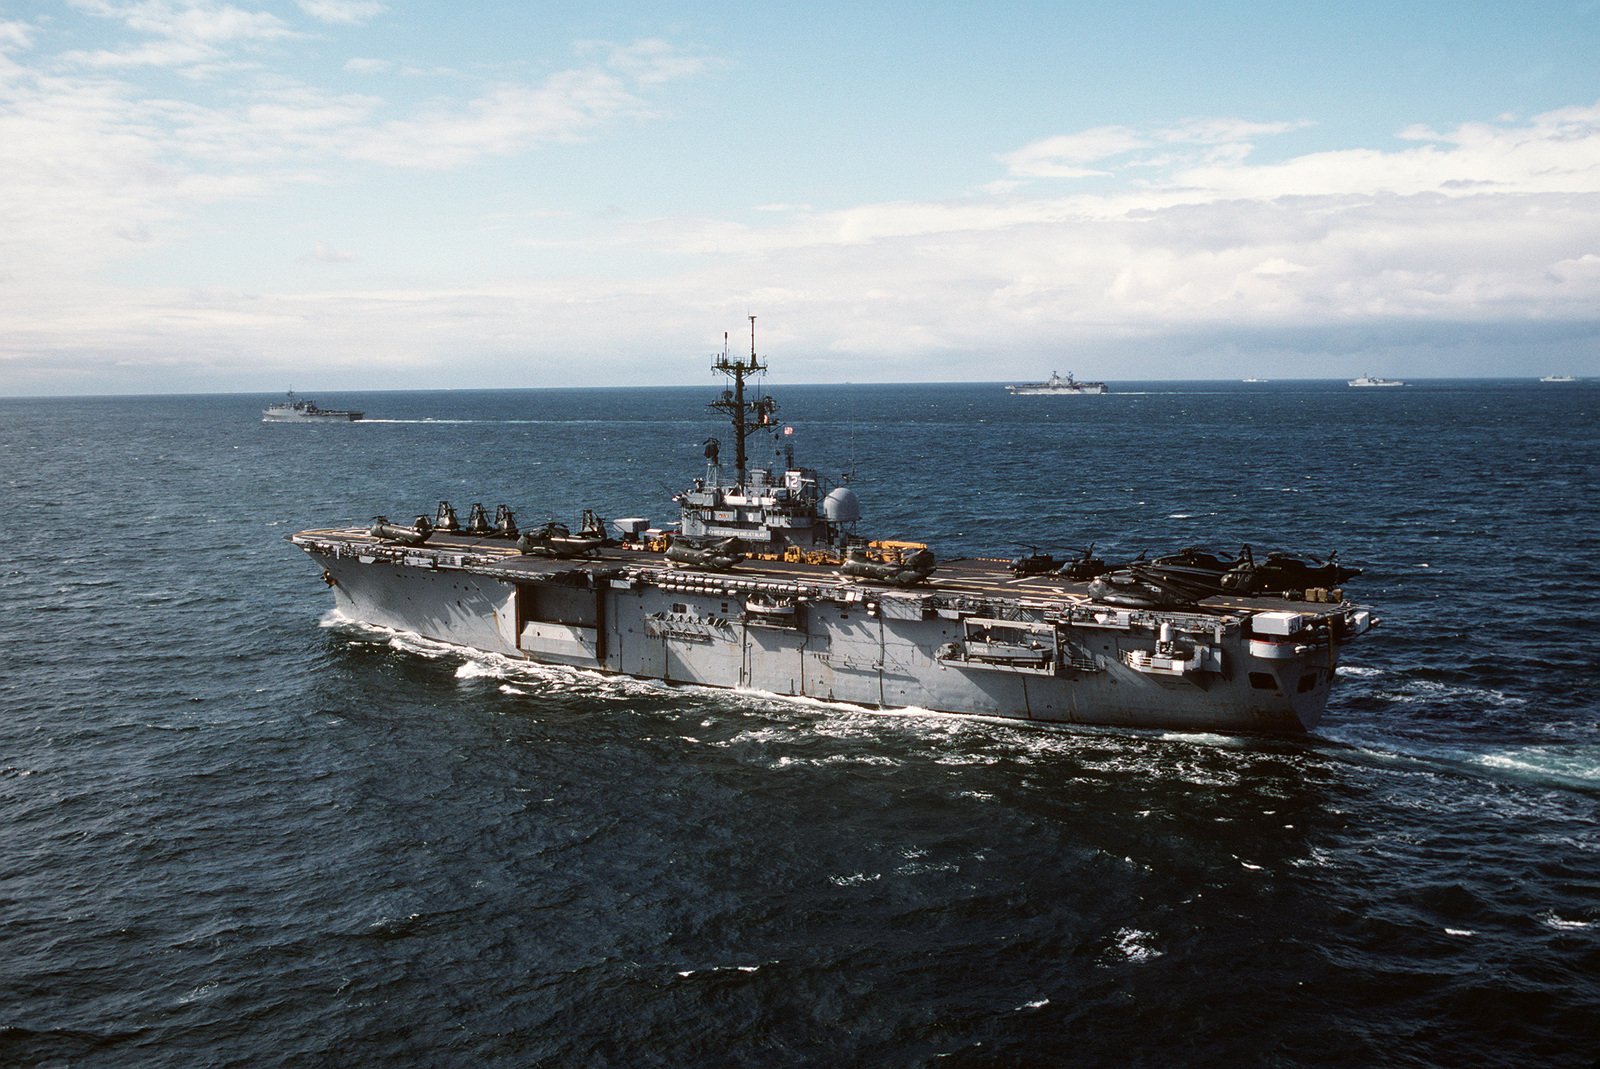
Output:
[[708, 314, 777, 486]]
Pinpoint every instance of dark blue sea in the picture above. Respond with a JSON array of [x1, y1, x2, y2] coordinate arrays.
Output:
[[2, 379, 1596, 1068]]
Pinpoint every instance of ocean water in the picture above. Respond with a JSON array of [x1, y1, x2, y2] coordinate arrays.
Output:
[[1, 379, 1596, 1068]]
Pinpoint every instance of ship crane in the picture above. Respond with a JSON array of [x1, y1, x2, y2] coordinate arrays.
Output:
[[707, 315, 778, 486]]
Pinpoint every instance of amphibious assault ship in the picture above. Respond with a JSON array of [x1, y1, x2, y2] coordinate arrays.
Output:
[[292, 321, 1376, 733], [1006, 370, 1108, 395]]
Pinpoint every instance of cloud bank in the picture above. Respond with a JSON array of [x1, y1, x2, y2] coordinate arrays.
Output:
[[1, 6, 1597, 392]]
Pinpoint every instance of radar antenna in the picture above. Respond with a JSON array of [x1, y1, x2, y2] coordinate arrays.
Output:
[[708, 314, 778, 485]]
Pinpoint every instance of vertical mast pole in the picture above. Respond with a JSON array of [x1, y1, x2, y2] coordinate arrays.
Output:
[[733, 317, 751, 482], [708, 314, 773, 489]]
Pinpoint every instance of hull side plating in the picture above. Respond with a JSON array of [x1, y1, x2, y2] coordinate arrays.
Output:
[[309, 538, 1354, 733]]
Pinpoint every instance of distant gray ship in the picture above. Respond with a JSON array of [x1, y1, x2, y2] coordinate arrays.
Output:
[[263, 391, 363, 422], [292, 320, 1377, 733], [1006, 370, 1108, 395], [1347, 374, 1404, 388]]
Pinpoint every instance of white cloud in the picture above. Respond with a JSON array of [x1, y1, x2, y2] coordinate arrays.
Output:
[[297, 0, 384, 26], [62, 0, 301, 71], [999, 118, 1312, 178], [999, 126, 1144, 176], [2, 4, 1598, 392], [503, 104, 1600, 353], [345, 71, 643, 168], [298, 241, 358, 263], [0, 19, 33, 52], [590, 37, 713, 86]]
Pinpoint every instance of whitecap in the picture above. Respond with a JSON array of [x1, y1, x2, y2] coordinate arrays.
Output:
[[820, 753, 899, 767], [675, 962, 767, 978], [177, 981, 219, 1005], [1381, 678, 1524, 708], [454, 661, 502, 680], [1445, 928, 1475, 937], [1110, 927, 1163, 963]]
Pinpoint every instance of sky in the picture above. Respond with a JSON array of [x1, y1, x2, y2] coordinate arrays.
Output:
[[2, 1, 1599, 395]]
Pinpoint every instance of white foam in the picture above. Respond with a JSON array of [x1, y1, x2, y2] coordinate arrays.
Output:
[[1477, 747, 1600, 786], [1381, 678, 1524, 708], [1336, 665, 1385, 677], [1110, 927, 1163, 963], [176, 981, 219, 1005], [675, 963, 766, 978], [1158, 731, 1245, 746]]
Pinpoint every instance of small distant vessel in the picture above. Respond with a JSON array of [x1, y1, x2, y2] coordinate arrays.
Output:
[[1006, 371, 1108, 395], [1242, 377, 1269, 383], [1540, 375, 1577, 383], [263, 391, 364, 422], [1348, 375, 1404, 388]]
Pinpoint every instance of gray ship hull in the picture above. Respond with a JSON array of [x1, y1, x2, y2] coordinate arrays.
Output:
[[298, 531, 1373, 733]]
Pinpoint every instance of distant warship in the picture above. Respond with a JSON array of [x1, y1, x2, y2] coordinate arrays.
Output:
[[292, 320, 1377, 733], [264, 391, 364, 422], [1006, 371, 1108, 395]]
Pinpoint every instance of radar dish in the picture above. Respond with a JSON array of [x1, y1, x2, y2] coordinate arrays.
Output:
[[821, 487, 861, 523]]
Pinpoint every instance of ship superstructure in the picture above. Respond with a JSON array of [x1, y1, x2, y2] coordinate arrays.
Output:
[[291, 321, 1377, 733], [674, 321, 859, 553]]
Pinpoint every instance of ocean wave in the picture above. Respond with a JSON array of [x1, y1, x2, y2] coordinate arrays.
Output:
[[1374, 677, 1527, 709], [1477, 746, 1600, 788], [770, 753, 901, 770], [175, 981, 220, 1006]]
